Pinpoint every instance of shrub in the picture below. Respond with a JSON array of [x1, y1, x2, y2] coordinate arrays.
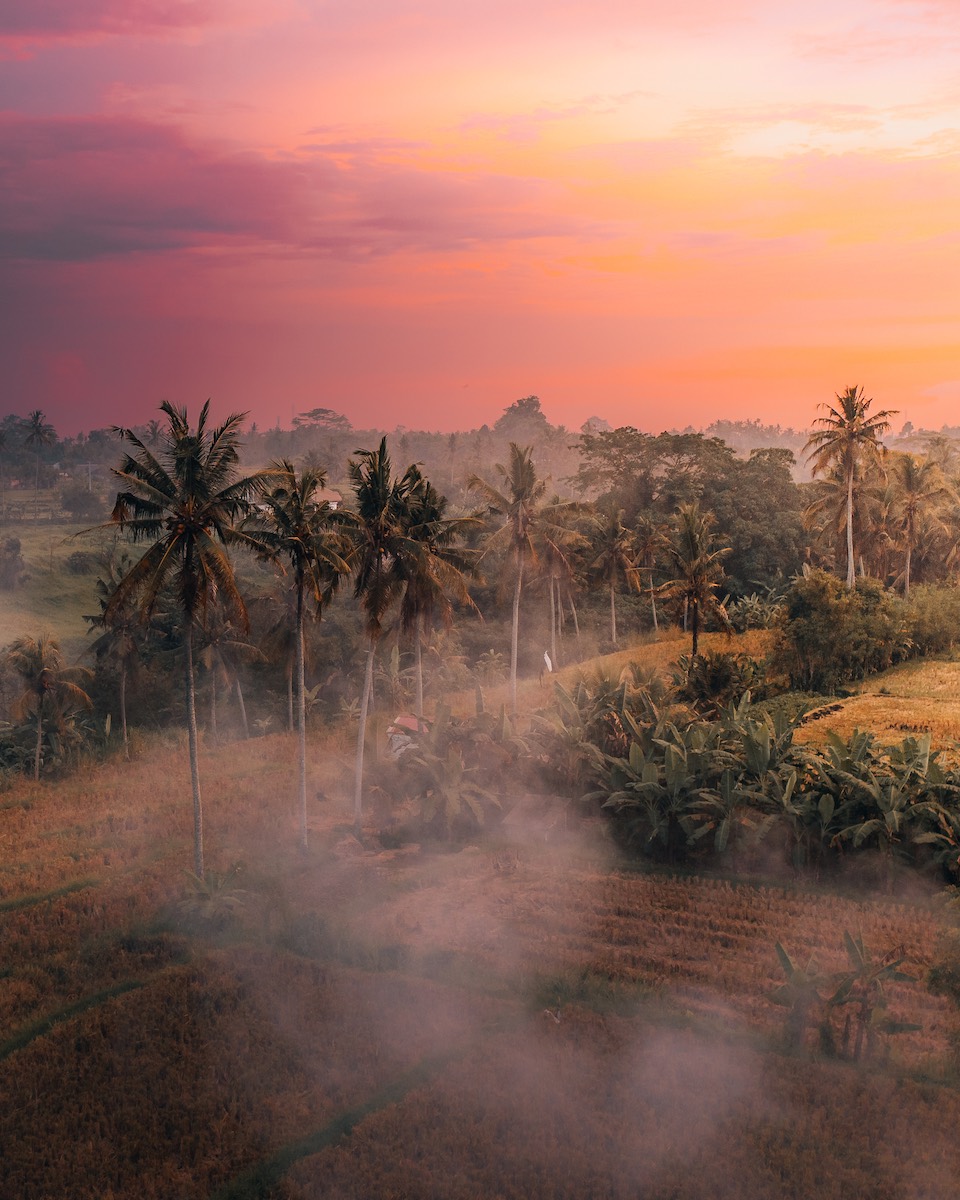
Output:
[[770, 570, 909, 692], [904, 585, 960, 656]]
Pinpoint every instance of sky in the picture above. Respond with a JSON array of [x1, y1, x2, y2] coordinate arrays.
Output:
[[1, 0, 959, 438]]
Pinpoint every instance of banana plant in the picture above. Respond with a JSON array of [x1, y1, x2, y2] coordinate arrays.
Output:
[[827, 929, 919, 1062], [770, 942, 830, 1051]]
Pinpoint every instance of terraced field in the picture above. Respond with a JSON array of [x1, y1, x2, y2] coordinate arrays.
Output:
[[3, 719, 960, 1199]]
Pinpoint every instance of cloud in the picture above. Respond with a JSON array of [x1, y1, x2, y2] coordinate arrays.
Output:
[[0, 115, 316, 260], [0, 0, 216, 42], [0, 116, 613, 265]]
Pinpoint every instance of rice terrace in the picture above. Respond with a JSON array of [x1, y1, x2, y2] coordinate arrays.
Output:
[[6, 396, 960, 1198]]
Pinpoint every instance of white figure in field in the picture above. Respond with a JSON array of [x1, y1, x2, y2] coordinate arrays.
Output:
[[539, 650, 553, 686]]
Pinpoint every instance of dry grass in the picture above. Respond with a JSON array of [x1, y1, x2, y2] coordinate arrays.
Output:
[[5, 642, 960, 1198], [449, 628, 772, 716], [796, 657, 960, 750]]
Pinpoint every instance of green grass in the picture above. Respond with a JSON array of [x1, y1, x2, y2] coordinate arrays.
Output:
[[0, 517, 113, 656]]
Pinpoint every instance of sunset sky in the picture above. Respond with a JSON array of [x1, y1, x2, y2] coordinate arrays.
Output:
[[2, 0, 959, 437]]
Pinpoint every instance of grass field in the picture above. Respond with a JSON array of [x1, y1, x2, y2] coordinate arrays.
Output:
[[4, 650, 960, 1197], [0, 517, 115, 656], [795, 657, 960, 750], [8, 552, 960, 1197]]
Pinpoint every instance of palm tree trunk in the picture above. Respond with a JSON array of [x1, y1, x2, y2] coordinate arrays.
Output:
[[286, 662, 294, 732], [610, 578, 618, 647], [120, 661, 129, 760], [649, 570, 659, 636], [568, 592, 581, 645], [33, 699, 43, 781], [185, 625, 204, 879], [691, 599, 700, 657], [510, 552, 523, 715], [235, 677, 249, 739], [296, 586, 308, 851], [354, 639, 376, 831], [209, 669, 218, 743], [904, 542, 912, 598], [846, 462, 856, 588], [548, 575, 557, 668], [414, 613, 424, 721]]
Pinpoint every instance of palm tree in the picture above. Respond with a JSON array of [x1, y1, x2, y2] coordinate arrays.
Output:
[[660, 502, 731, 657], [84, 552, 145, 759], [805, 386, 896, 587], [887, 453, 953, 596], [634, 514, 663, 636], [347, 437, 419, 828], [107, 400, 269, 878], [7, 634, 91, 780], [21, 410, 55, 521], [804, 456, 893, 581], [586, 506, 635, 649], [396, 470, 478, 721], [253, 461, 351, 850], [468, 443, 580, 714], [198, 615, 264, 742]]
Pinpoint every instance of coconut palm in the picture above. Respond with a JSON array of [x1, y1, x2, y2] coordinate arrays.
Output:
[[84, 552, 146, 759], [886, 453, 953, 596], [347, 437, 420, 828], [396, 469, 478, 721], [586, 506, 635, 649], [21, 410, 55, 521], [803, 460, 888, 580], [634, 514, 663, 636], [252, 461, 352, 849], [468, 443, 580, 714], [805, 386, 896, 587], [7, 634, 91, 780], [107, 400, 269, 878], [660, 502, 731, 658]]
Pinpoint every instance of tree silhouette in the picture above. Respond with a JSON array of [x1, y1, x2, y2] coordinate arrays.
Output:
[[108, 401, 269, 878], [805, 386, 896, 587]]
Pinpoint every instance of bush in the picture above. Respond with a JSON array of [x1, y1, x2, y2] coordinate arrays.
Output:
[[672, 650, 766, 715], [770, 570, 909, 692], [904, 585, 960, 656], [64, 550, 96, 575]]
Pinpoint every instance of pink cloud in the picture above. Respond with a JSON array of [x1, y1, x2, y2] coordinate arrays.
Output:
[[0, 115, 614, 265], [0, 0, 215, 41]]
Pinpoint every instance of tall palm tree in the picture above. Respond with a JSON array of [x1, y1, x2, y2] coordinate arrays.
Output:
[[396, 470, 478, 721], [107, 400, 269, 878], [347, 437, 419, 828], [586, 506, 635, 649], [21, 410, 55, 522], [887, 453, 953, 596], [660, 502, 731, 657], [468, 443, 579, 714], [805, 386, 896, 588], [7, 634, 91, 780], [253, 461, 352, 850]]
